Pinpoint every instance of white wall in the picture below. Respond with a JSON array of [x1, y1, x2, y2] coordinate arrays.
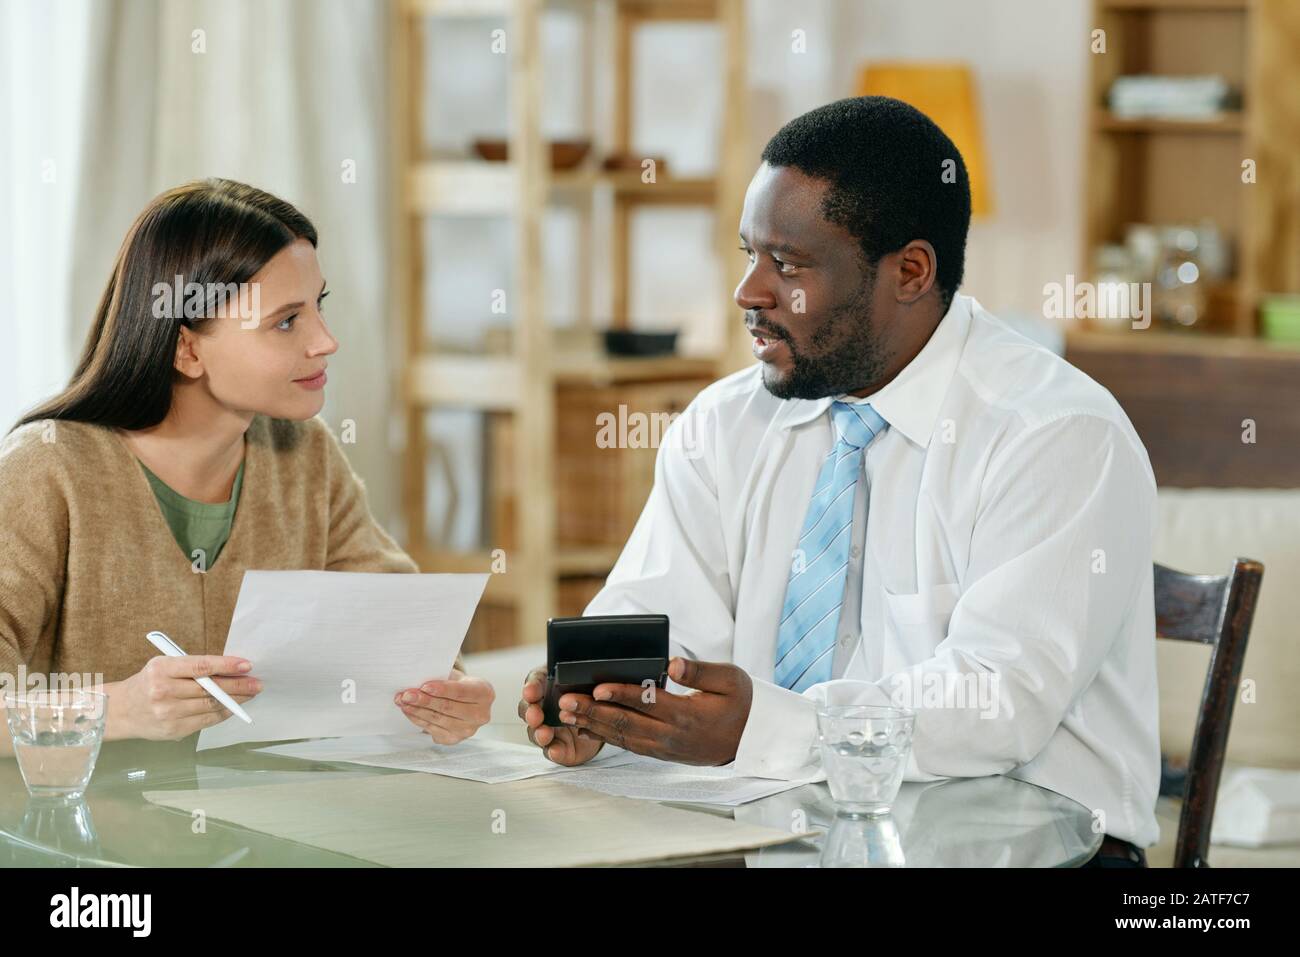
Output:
[[0, 0, 94, 436], [832, 0, 1090, 321]]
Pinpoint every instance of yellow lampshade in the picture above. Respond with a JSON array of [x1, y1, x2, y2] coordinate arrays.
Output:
[[858, 62, 993, 217]]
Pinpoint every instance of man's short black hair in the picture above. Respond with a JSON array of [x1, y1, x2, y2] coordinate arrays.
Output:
[[760, 95, 971, 311]]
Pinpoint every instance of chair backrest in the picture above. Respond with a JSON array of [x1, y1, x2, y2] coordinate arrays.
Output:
[[1154, 559, 1264, 868]]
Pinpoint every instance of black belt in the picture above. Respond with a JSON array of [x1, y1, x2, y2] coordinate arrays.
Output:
[[1094, 834, 1147, 866]]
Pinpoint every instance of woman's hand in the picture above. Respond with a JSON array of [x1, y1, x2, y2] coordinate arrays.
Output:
[[109, 655, 262, 741], [394, 668, 494, 745]]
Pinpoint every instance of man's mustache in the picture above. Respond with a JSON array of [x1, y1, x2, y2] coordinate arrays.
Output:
[[744, 312, 791, 341]]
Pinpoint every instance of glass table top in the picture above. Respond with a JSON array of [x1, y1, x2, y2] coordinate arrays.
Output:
[[0, 727, 1102, 868]]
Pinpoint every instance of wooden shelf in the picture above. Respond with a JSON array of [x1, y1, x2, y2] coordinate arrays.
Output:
[[1081, 0, 1300, 339], [406, 351, 716, 409], [407, 0, 512, 16], [408, 548, 517, 602], [555, 545, 626, 576], [411, 545, 625, 604], [406, 355, 521, 410], [409, 0, 720, 16], [1067, 325, 1300, 358], [409, 160, 715, 215], [1093, 111, 1246, 134], [1100, 0, 1248, 10], [394, 0, 749, 648], [551, 351, 717, 384]]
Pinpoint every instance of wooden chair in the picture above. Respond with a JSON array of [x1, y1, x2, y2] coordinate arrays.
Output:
[[1154, 559, 1264, 868]]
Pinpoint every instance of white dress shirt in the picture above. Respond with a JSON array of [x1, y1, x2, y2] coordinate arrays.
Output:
[[585, 294, 1162, 847]]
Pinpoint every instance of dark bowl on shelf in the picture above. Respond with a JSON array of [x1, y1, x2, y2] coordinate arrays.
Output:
[[601, 152, 668, 175], [603, 329, 679, 357], [472, 138, 592, 170]]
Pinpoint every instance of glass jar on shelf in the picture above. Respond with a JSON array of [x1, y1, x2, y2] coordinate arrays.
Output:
[[1090, 243, 1140, 329], [1153, 227, 1207, 329]]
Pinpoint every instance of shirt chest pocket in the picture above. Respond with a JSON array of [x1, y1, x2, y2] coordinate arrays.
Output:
[[881, 582, 961, 649]]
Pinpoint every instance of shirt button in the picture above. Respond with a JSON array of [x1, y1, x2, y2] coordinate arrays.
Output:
[[839, 634, 852, 646], [850, 546, 862, 559]]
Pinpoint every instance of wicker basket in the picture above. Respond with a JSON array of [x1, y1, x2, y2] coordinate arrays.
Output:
[[488, 377, 710, 549]]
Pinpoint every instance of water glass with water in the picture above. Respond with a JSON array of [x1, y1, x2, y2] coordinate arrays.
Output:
[[816, 704, 915, 815], [5, 689, 107, 801]]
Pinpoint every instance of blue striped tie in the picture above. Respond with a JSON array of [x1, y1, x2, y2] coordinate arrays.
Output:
[[774, 401, 887, 692]]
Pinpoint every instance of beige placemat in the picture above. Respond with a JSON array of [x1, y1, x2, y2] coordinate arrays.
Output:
[[144, 772, 802, 866]]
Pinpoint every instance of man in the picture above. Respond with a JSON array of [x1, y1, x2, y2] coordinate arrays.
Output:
[[518, 96, 1160, 867]]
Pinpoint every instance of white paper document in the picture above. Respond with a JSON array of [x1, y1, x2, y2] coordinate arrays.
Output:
[[197, 571, 487, 751], [256, 732, 638, 784], [553, 754, 813, 806], [255, 735, 805, 804]]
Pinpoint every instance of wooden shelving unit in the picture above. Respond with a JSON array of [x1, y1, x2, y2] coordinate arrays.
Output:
[[1081, 0, 1300, 342], [390, 0, 749, 648], [1090, 111, 1245, 134], [1069, 0, 1300, 494]]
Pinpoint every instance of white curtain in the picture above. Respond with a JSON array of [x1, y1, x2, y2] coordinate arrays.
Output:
[[0, 0, 401, 529], [0, 0, 95, 440]]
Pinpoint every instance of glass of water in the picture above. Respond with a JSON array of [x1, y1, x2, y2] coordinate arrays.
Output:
[[5, 689, 107, 801], [816, 705, 915, 816]]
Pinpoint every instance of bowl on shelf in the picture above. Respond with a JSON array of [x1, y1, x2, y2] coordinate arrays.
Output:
[[601, 152, 668, 175], [471, 138, 592, 170], [602, 329, 679, 358]]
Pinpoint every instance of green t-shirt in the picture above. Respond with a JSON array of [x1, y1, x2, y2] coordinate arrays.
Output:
[[141, 459, 245, 570]]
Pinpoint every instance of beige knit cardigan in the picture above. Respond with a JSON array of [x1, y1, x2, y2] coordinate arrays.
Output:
[[0, 414, 419, 684]]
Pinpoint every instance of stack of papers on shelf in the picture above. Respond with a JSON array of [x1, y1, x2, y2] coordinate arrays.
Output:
[[1108, 74, 1231, 119]]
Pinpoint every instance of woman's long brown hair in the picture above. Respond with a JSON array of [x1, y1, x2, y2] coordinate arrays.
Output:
[[12, 178, 318, 432]]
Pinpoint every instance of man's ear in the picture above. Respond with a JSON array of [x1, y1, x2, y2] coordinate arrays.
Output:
[[174, 326, 204, 379], [894, 239, 937, 305]]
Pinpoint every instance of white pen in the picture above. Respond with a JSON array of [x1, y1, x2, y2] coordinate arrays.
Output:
[[144, 630, 254, 724]]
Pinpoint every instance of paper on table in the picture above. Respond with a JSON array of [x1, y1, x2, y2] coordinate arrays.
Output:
[[198, 571, 487, 751], [256, 733, 428, 763], [143, 773, 803, 866], [256, 733, 639, 784], [552, 753, 815, 806]]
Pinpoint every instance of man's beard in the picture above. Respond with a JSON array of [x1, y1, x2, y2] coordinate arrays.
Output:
[[756, 275, 888, 401]]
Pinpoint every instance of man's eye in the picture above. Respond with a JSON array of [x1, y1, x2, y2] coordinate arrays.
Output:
[[738, 245, 755, 262], [774, 259, 797, 275]]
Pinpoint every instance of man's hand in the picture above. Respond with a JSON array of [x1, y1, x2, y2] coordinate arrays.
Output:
[[518, 666, 605, 766], [394, 668, 494, 745], [557, 657, 753, 766]]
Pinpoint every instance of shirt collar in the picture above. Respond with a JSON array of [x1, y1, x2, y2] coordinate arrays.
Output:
[[774, 293, 973, 449]]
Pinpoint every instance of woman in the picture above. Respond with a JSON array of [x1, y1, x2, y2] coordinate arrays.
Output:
[[0, 178, 493, 753]]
